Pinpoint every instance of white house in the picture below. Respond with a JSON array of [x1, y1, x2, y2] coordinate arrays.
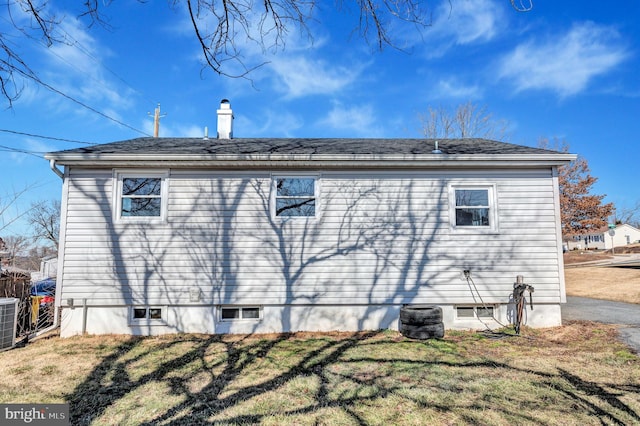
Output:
[[45, 101, 575, 337], [30, 255, 58, 282], [566, 223, 640, 251]]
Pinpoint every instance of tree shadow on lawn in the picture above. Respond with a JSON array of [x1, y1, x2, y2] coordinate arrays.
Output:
[[65, 332, 640, 425]]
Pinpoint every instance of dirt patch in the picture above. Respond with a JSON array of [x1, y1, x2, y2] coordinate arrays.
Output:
[[564, 265, 640, 304]]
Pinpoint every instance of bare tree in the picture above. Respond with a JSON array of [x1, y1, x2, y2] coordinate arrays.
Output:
[[0, 185, 33, 233], [27, 199, 60, 249], [2, 235, 29, 267], [617, 201, 640, 228], [2, 1, 532, 105], [418, 101, 510, 140]]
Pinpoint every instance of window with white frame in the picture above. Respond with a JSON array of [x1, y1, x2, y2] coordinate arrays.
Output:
[[130, 306, 165, 323], [450, 185, 497, 231], [219, 306, 262, 321], [273, 176, 317, 218], [115, 171, 168, 221]]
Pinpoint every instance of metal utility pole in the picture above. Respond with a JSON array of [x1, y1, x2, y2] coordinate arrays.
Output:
[[148, 104, 167, 138]]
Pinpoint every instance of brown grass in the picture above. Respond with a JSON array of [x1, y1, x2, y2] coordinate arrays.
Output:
[[1, 253, 638, 424], [1, 326, 639, 425], [563, 244, 640, 265], [564, 251, 613, 265], [565, 265, 640, 304]]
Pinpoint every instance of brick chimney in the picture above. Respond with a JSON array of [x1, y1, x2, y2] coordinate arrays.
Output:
[[217, 99, 233, 139]]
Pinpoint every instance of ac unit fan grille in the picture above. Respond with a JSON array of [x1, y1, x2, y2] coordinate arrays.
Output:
[[0, 298, 18, 351]]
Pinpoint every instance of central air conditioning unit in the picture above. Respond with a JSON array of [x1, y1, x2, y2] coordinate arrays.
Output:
[[0, 298, 19, 351]]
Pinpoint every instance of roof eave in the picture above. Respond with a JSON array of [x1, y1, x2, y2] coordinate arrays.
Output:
[[44, 153, 577, 169]]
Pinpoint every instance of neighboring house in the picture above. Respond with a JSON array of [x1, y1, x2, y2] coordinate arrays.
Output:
[[566, 224, 640, 251], [45, 101, 575, 337], [30, 255, 58, 282]]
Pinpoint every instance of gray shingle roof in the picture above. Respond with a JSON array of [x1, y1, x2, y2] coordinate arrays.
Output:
[[49, 137, 559, 156]]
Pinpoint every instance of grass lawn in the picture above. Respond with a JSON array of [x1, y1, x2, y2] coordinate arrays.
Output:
[[1, 323, 639, 425]]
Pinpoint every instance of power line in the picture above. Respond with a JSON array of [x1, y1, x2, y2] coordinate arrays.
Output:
[[52, 25, 157, 106], [13, 65, 152, 137], [0, 129, 94, 145], [0, 144, 45, 158], [0, 13, 153, 137]]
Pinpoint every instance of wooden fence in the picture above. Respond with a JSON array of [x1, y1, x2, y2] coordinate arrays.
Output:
[[0, 272, 34, 339]]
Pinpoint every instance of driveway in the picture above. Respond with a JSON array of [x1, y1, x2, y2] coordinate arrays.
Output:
[[562, 296, 640, 353]]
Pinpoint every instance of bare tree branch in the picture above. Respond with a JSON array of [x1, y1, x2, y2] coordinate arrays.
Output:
[[1, 234, 29, 267], [0, 185, 36, 233], [615, 201, 640, 229], [1, 1, 533, 104], [27, 199, 60, 248], [510, 0, 533, 12]]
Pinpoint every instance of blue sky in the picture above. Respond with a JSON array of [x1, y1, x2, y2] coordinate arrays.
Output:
[[1, 0, 638, 237]]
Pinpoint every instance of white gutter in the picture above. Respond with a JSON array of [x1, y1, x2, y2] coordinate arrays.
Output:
[[44, 153, 577, 168], [49, 159, 64, 179]]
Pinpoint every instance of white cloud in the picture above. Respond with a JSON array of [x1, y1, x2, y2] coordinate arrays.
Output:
[[47, 20, 104, 76], [361, 0, 504, 57], [26, 138, 56, 155], [400, 0, 505, 59], [9, 7, 138, 123], [238, 110, 304, 138], [432, 78, 483, 100], [169, 3, 367, 99], [433, 0, 504, 45], [47, 19, 134, 106], [269, 57, 366, 98], [497, 22, 629, 97], [318, 102, 382, 136]]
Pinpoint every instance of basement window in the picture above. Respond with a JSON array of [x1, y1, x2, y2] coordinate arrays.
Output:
[[456, 307, 474, 318], [130, 306, 165, 323], [220, 306, 262, 321], [115, 171, 168, 221], [273, 176, 317, 218], [456, 306, 494, 319], [477, 307, 494, 318]]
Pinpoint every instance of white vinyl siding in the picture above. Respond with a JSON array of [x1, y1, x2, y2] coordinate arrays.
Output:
[[58, 168, 564, 309]]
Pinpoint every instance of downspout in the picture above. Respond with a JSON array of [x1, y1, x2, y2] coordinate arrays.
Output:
[[49, 159, 64, 179], [49, 158, 62, 331], [30, 159, 65, 338]]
